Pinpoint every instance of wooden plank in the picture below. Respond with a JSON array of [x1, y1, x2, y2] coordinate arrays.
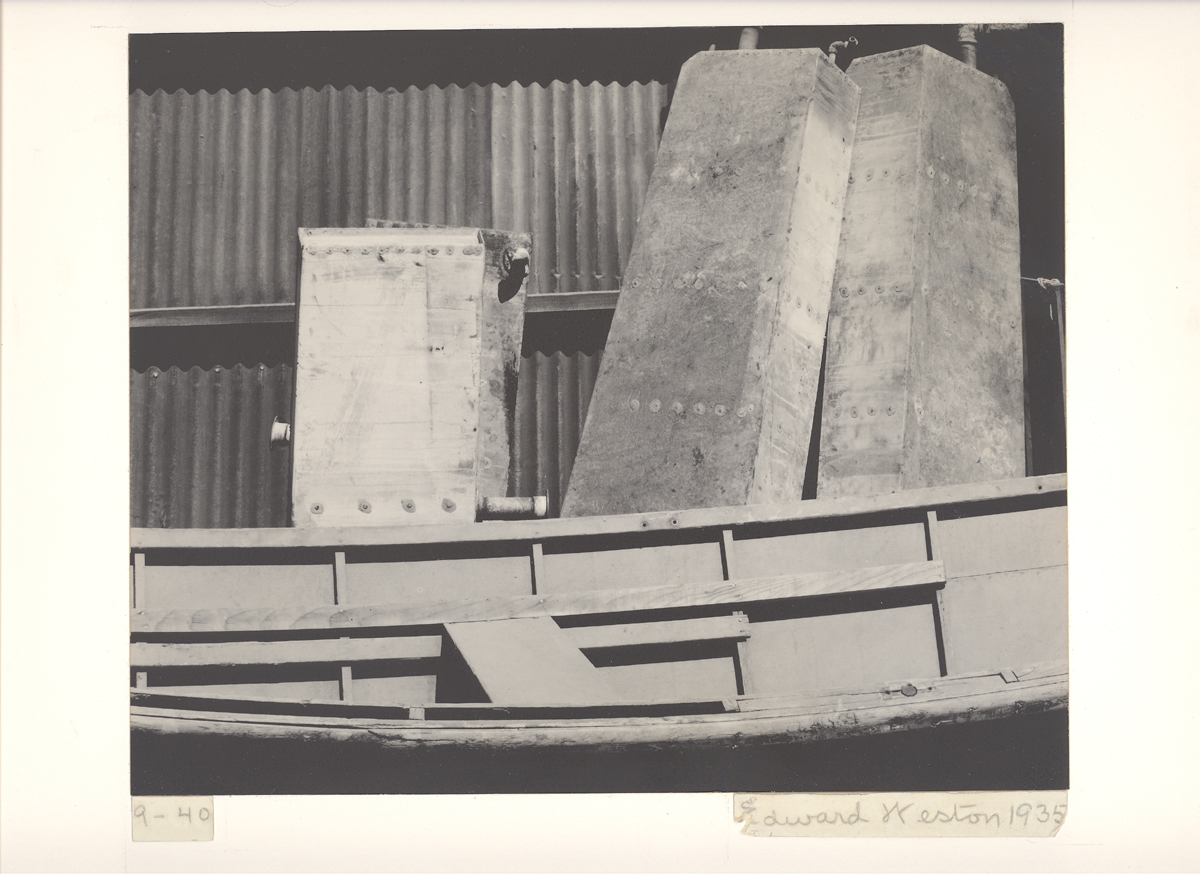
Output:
[[134, 561, 946, 634], [938, 505, 1068, 578], [721, 529, 738, 580], [132, 552, 146, 610], [131, 635, 442, 668], [139, 563, 335, 611], [340, 666, 354, 703], [928, 509, 952, 677], [132, 473, 1066, 551], [444, 616, 623, 705], [525, 290, 619, 313], [333, 551, 348, 605], [138, 681, 341, 702], [346, 555, 531, 608], [564, 615, 750, 650], [129, 302, 295, 328], [541, 541, 723, 594], [531, 542, 545, 595], [735, 522, 928, 578], [595, 659, 738, 703]]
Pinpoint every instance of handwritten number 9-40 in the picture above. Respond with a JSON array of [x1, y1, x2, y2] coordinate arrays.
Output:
[[133, 804, 147, 827]]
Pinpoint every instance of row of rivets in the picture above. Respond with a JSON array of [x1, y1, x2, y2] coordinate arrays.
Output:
[[839, 282, 906, 298], [629, 398, 750, 418], [308, 498, 457, 515], [832, 404, 897, 419], [628, 276, 750, 292]]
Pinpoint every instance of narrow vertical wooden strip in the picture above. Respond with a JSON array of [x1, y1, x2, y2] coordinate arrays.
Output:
[[926, 509, 942, 561], [721, 529, 738, 580], [340, 664, 354, 703], [736, 639, 755, 696], [135, 672, 148, 690], [531, 542, 545, 595], [133, 552, 147, 609], [333, 550, 348, 605], [927, 509, 952, 676]]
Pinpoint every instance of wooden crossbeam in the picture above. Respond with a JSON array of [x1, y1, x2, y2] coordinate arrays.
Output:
[[564, 615, 750, 650], [131, 635, 441, 668]]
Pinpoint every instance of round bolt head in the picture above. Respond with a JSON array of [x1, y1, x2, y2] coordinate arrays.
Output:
[[480, 456, 492, 468], [839, 287, 849, 298], [427, 247, 438, 255], [629, 398, 640, 412], [868, 406, 876, 416], [671, 402, 684, 415], [736, 407, 748, 418], [693, 402, 706, 415], [649, 399, 661, 412], [402, 500, 416, 513], [714, 404, 726, 416], [361, 247, 370, 255], [632, 278, 640, 288], [442, 498, 456, 513], [310, 502, 324, 514], [446, 246, 455, 255], [851, 408, 859, 418], [865, 169, 873, 180], [358, 500, 372, 513], [886, 405, 895, 416], [901, 683, 918, 697], [876, 284, 884, 294]]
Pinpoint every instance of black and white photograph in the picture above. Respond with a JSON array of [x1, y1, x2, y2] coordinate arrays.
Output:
[[126, 20, 1067, 796], [4, 1, 1200, 869]]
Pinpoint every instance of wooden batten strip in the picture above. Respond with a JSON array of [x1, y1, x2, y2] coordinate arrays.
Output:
[[132, 552, 146, 610], [131, 635, 442, 668], [531, 542, 546, 595], [927, 509, 954, 677], [564, 614, 750, 650], [133, 561, 946, 634], [132, 474, 1066, 551], [334, 551, 348, 605]]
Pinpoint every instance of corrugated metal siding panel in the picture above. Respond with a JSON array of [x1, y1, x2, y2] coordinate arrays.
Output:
[[129, 84, 494, 308], [130, 80, 665, 525], [515, 351, 603, 516], [130, 365, 294, 528]]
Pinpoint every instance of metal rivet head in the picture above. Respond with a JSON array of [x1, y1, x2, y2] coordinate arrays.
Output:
[[848, 173, 855, 184], [480, 456, 491, 468], [629, 398, 640, 412], [402, 500, 416, 513], [839, 286, 849, 298], [833, 408, 841, 418], [865, 169, 873, 180], [411, 245, 422, 253], [956, 180, 964, 192], [851, 408, 859, 418], [927, 166, 935, 178], [857, 286, 865, 296], [671, 402, 684, 415], [632, 278, 640, 288], [640, 520, 650, 529], [361, 247, 370, 255], [325, 248, 333, 254], [876, 284, 884, 294], [882, 168, 889, 177], [693, 403, 706, 415], [427, 247, 439, 255], [893, 283, 902, 293], [736, 407, 748, 418], [305, 246, 315, 254], [941, 172, 949, 185], [343, 247, 352, 254], [649, 399, 661, 412], [446, 245, 455, 255], [1010, 318, 1018, 328], [714, 404, 726, 416], [358, 500, 372, 513], [310, 502, 324, 515], [442, 498, 456, 513], [886, 405, 895, 416], [901, 683, 918, 697], [868, 406, 876, 416], [669, 517, 679, 526]]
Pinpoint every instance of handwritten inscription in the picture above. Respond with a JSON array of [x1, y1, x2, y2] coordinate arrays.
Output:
[[735, 792, 1066, 837], [131, 796, 214, 842]]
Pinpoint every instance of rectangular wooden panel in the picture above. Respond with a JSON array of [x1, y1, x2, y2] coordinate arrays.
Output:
[[140, 564, 334, 611], [596, 658, 738, 703], [444, 616, 622, 705], [541, 541, 723, 594], [735, 522, 928, 578], [141, 681, 340, 702], [351, 675, 437, 706], [743, 606, 941, 696], [131, 635, 441, 668], [347, 555, 531, 607], [819, 46, 1025, 497], [562, 49, 859, 516], [939, 565, 1067, 673], [565, 615, 749, 650], [292, 227, 485, 527], [938, 506, 1068, 578]]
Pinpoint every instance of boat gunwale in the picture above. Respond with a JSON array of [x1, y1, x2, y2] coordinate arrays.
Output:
[[130, 472, 1066, 552]]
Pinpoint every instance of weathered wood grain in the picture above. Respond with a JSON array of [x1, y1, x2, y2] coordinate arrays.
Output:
[[132, 561, 945, 634], [562, 49, 859, 516], [131, 474, 1065, 551], [564, 614, 750, 650], [131, 635, 442, 668], [445, 617, 622, 705], [938, 505, 1068, 578], [818, 46, 1025, 497]]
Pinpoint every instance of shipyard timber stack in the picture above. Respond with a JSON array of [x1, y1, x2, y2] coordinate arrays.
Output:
[[130, 44, 1067, 794]]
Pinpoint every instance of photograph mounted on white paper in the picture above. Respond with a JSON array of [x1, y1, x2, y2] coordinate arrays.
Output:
[[127, 22, 1066, 795]]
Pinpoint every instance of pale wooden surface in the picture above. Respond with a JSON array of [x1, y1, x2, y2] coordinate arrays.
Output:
[[134, 561, 945, 633], [444, 616, 622, 705], [141, 563, 334, 611], [292, 228, 484, 527], [564, 615, 749, 650], [541, 541, 724, 593], [735, 522, 928, 578], [938, 505, 1068, 577], [131, 635, 441, 668], [132, 473, 1065, 551], [596, 659, 739, 704], [345, 554, 532, 607]]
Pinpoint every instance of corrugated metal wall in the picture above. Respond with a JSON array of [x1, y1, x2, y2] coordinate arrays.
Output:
[[131, 81, 666, 526]]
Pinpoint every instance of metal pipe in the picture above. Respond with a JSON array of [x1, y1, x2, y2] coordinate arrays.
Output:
[[827, 36, 857, 66], [478, 496, 549, 520], [738, 27, 760, 50], [958, 23, 1030, 68]]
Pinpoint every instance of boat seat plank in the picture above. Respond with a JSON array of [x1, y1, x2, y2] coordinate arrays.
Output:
[[564, 614, 750, 650], [134, 561, 946, 634], [444, 617, 623, 706], [131, 635, 442, 668]]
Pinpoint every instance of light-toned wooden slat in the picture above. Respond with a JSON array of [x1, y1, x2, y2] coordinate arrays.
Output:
[[444, 617, 622, 705], [132, 552, 146, 609], [130, 635, 442, 668], [340, 666, 354, 703], [531, 542, 545, 595], [564, 615, 750, 650], [134, 561, 946, 634], [720, 529, 738, 580], [129, 302, 295, 328], [333, 551, 348, 605], [524, 290, 619, 313], [927, 509, 952, 677], [132, 473, 1065, 550], [938, 505, 1068, 578]]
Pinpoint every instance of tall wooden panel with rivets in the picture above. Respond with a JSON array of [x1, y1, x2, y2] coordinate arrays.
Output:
[[292, 226, 525, 527], [561, 49, 859, 517], [817, 47, 1025, 498]]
